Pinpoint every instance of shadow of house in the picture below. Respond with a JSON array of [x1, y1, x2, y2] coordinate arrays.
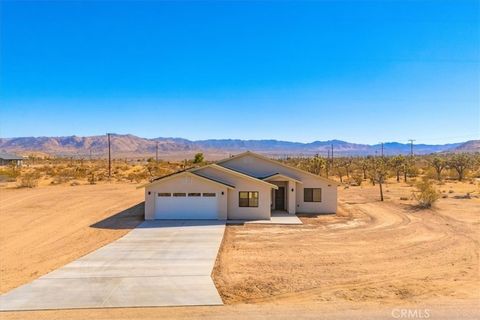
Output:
[[90, 202, 145, 230]]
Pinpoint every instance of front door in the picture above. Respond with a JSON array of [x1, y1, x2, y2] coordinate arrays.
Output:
[[274, 187, 285, 210]]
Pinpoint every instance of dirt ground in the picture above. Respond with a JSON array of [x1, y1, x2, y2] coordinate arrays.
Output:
[[0, 183, 145, 294], [213, 180, 479, 307], [0, 180, 479, 319]]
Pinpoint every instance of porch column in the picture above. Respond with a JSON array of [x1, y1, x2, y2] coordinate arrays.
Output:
[[287, 180, 296, 214]]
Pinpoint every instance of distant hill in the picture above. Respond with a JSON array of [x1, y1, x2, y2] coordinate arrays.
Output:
[[0, 134, 472, 159], [449, 140, 480, 153]]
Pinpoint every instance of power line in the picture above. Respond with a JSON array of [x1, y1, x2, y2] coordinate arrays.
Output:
[[408, 139, 415, 157], [107, 133, 112, 179]]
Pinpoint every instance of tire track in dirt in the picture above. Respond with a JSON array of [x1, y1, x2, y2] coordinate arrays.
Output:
[[213, 185, 479, 306]]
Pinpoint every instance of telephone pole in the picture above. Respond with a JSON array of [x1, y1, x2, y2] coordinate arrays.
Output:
[[381, 142, 384, 157], [107, 133, 112, 179], [408, 139, 415, 157], [155, 141, 159, 163]]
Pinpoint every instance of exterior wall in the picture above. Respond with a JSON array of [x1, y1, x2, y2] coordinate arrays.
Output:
[[0, 159, 22, 166], [145, 174, 228, 220], [287, 180, 296, 214], [222, 154, 337, 214], [196, 167, 272, 220], [295, 175, 337, 213], [145, 188, 155, 220]]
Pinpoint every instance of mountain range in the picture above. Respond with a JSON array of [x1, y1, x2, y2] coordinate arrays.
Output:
[[0, 135, 477, 159]]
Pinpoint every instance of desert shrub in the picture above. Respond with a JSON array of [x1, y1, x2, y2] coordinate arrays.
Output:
[[87, 173, 96, 185], [0, 165, 20, 182], [351, 174, 363, 186], [127, 171, 148, 183], [412, 179, 440, 208], [400, 197, 409, 201], [17, 171, 41, 188]]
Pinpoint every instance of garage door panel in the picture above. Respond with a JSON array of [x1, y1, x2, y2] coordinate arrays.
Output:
[[154, 194, 219, 219]]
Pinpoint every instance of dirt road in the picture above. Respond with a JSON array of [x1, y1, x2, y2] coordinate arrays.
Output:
[[213, 182, 479, 306]]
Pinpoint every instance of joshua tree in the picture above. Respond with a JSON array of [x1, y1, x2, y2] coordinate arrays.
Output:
[[359, 158, 370, 180], [448, 154, 471, 181], [342, 157, 354, 178], [310, 154, 326, 175], [389, 155, 405, 182], [430, 157, 447, 181], [372, 157, 389, 201], [193, 152, 204, 164]]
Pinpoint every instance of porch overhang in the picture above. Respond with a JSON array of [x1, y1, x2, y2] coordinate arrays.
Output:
[[261, 173, 303, 184]]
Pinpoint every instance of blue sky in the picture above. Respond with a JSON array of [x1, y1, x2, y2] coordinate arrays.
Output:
[[1, 0, 479, 144]]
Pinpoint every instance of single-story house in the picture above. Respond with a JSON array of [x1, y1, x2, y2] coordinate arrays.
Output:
[[0, 153, 24, 166], [144, 151, 339, 220]]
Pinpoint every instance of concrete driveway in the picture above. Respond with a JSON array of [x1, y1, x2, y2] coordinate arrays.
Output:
[[0, 220, 225, 311]]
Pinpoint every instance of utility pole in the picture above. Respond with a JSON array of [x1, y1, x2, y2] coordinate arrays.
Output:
[[326, 150, 330, 178], [155, 141, 159, 163], [107, 133, 112, 179], [381, 142, 384, 157], [408, 139, 415, 157]]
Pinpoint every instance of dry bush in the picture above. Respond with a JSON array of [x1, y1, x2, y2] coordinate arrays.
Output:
[[17, 171, 41, 188], [0, 165, 20, 182], [87, 173, 96, 185], [127, 171, 149, 183], [351, 174, 363, 186], [412, 179, 440, 208]]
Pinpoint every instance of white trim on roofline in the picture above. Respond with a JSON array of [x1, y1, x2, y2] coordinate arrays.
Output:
[[191, 164, 279, 190], [216, 151, 340, 186], [140, 171, 235, 189]]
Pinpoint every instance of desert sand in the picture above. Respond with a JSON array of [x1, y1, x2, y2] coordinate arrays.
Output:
[[0, 180, 478, 319]]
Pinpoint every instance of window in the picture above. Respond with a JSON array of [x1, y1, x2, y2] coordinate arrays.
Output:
[[188, 193, 201, 197], [158, 193, 171, 197], [239, 191, 259, 207], [173, 193, 186, 197], [304, 188, 321, 202], [202, 193, 216, 197]]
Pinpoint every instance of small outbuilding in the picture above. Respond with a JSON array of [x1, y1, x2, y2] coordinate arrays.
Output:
[[0, 153, 24, 166]]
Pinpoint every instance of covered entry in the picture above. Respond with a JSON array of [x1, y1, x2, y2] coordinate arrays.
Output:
[[263, 173, 302, 214]]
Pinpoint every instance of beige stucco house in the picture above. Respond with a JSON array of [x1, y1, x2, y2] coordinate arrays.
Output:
[[144, 151, 339, 220]]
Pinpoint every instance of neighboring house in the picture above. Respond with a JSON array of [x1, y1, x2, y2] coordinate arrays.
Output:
[[144, 151, 339, 220], [0, 153, 23, 166]]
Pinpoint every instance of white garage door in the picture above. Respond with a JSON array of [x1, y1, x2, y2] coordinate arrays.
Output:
[[154, 192, 219, 219]]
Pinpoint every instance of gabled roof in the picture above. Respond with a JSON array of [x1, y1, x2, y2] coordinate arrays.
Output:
[[261, 173, 303, 184], [192, 164, 279, 190], [0, 153, 23, 160], [140, 171, 235, 189], [217, 151, 340, 185]]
